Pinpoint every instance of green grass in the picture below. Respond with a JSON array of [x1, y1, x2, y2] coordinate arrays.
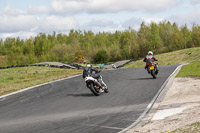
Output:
[[0, 66, 82, 96], [176, 60, 200, 78], [171, 122, 200, 133], [124, 47, 200, 68]]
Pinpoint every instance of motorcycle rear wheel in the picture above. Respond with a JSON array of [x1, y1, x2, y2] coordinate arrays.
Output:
[[151, 70, 157, 79], [90, 83, 100, 96]]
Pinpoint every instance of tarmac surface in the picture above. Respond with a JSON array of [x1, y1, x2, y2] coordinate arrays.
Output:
[[0, 65, 179, 133], [129, 76, 200, 133]]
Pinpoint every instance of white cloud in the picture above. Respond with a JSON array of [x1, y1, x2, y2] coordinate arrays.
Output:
[[169, 8, 200, 27], [82, 23, 125, 33], [0, 14, 77, 35], [143, 17, 164, 24], [0, 5, 38, 33], [28, 5, 50, 14], [37, 15, 77, 33], [96, 24, 125, 33], [123, 17, 164, 30], [0, 6, 77, 38], [123, 17, 143, 30], [0, 31, 37, 40], [0, 14, 39, 33], [51, 0, 176, 14], [1, 0, 200, 39], [77, 18, 127, 33], [3, 5, 26, 15], [81, 19, 116, 29], [190, 0, 200, 4]]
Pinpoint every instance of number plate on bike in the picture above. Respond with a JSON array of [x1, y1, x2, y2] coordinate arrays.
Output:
[[150, 66, 154, 70]]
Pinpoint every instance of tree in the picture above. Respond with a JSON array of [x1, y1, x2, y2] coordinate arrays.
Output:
[[108, 44, 122, 61], [119, 28, 139, 59], [22, 39, 34, 55], [93, 49, 108, 63], [0, 39, 5, 55], [181, 25, 192, 48], [34, 33, 48, 56], [51, 44, 68, 62], [158, 21, 172, 52], [0, 21, 200, 66], [148, 22, 162, 53], [192, 25, 200, 47], [168, 23, 184, 51], [45, 52, 58, 62], [137, 22, 150, 56]]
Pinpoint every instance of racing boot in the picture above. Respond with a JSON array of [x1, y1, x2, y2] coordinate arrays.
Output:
[[155, 67, 159, 75], [98, 77, 108, 93]]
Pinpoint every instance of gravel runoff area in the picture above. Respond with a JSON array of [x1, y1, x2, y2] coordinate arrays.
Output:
[[127, 68, 200, 133]]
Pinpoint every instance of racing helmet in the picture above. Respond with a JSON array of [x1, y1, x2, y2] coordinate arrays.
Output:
[[86, 63, 92, 68], [148, 51, 153, 55]]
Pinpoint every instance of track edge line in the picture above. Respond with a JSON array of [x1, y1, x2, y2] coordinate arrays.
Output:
[[118, 64, 183, 133]]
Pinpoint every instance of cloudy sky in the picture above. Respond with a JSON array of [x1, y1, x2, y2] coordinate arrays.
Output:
[[0, 0, 200, 39]]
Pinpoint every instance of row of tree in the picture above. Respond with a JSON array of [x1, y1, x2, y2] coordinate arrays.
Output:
[[0, 21, 200, 66]]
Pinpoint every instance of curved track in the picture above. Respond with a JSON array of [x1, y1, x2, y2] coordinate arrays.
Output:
[[0, 65, 179, 133]]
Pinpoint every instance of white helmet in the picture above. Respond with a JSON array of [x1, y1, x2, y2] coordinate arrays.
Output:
[[148, 51, 153, 55], [86, 64, 92, 68]]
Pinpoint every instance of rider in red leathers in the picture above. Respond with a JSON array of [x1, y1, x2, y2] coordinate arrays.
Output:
[[143, 51, 159, 74]]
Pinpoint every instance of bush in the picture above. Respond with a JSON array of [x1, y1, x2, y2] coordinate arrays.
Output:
[[93, 50, 108, 63]]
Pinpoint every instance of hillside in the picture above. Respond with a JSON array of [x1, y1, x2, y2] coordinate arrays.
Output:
[[124, 47, 200, 68]]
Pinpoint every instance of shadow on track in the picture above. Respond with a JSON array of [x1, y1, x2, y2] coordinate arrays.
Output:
[[67, 93, 94, 97], [131, 77, 155, 80]]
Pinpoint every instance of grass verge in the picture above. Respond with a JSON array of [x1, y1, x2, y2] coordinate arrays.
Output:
[[176, 60, 200, 78], [0, 66, 82, 96], [124, 47, 200, 68]]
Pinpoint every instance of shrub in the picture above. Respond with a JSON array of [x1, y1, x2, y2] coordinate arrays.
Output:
[[93, 50, 108, 63]]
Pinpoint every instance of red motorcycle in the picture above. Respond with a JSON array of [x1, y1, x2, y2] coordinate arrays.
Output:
[[146, 62, 158, 79]]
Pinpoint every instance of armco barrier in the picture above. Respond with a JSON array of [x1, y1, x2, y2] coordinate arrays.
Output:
[[116, 58, 142, 68], [0, 64, 78, 70], [0, 58, 142, 70]]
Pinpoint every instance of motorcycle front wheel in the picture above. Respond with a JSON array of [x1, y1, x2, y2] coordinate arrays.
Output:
[[104, 87, 109, 93]]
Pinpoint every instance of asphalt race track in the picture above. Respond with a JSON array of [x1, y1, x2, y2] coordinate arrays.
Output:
[[0, 65, 179, 133]]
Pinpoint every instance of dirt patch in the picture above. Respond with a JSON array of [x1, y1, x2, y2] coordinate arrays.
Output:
[[161, 78, 200, 105], [128, 78, 200, 133]]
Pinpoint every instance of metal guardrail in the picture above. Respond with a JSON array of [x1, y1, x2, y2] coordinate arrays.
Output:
[[0, 64, 78, 69], [0, 58, 143, 70]]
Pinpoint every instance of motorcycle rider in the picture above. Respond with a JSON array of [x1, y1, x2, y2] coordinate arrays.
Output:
[[143, 51, 159, 74], [83, 63, 107, 90]]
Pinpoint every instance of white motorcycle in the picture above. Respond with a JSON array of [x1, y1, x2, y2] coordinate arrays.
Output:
[[85, 75, 108, 96]]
